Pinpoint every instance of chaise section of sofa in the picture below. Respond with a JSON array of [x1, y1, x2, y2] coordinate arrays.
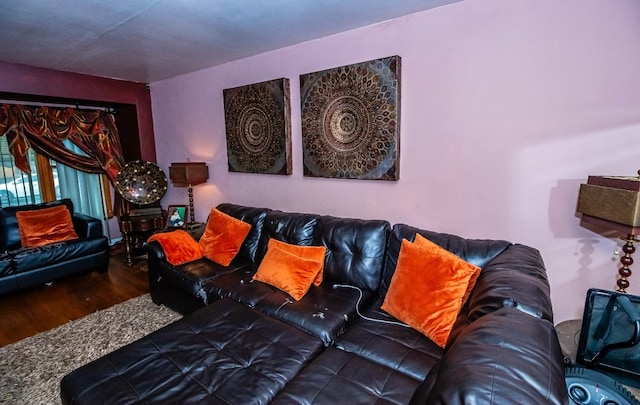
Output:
[[0, 198, 109, 296], [61, 203, 568, 404], [60, 298, 325, 404]]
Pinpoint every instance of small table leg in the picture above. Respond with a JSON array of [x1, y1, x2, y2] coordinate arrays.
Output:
[[118, 214, 165, 266]]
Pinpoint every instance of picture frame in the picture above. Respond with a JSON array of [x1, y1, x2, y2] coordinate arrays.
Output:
[[166, 205, 188, 229], [300, 56, 401, 180], [223, 78, 292, 175]]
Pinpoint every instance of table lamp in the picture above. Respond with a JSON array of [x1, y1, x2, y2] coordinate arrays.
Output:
[[576, 170, 640, 292], [169, 160, 209, 225]]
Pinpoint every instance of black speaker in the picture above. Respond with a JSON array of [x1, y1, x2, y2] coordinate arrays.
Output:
[[566, 367, 640, 405]]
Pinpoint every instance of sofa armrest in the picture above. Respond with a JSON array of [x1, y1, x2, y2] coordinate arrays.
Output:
[[467, 243, 555, 323], [145, 240, 167, 262], [72, 213, 103, 239], [412, 308, 568, 405]]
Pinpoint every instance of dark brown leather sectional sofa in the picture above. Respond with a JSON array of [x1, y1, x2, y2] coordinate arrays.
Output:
[[60, 203, 568, 404]]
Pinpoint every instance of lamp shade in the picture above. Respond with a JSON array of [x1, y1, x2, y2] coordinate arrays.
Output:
[[576, 172, 640, 292], [169, 162, 209, 186], [576, 175, 640, 236]]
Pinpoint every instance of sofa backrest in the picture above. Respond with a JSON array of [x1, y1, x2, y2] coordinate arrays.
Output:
[[380, 223, 512, 296], [0, 198, 74, 251], [316, 215, 391, 292], [218, 204, 391, 292], [215, 203, 270, 264], [257, 210, 321, 260]]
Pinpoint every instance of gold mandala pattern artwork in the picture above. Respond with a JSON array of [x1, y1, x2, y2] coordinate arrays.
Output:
[[300, 56, 400, 180], [223, 78, 292, 175]]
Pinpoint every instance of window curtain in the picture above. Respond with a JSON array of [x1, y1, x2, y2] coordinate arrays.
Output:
[[58, 140, 109, 237], [0, 104, 125, 182], [0, 103, 128, 216]]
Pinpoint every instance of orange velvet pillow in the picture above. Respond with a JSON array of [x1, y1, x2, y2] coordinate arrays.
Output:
[[412, 233, 480, 306], [381, 235, 480, 348], [199, 208, 252, 266], [147, 230, 204, 266], [252, 238, 326, 300], [16, 205, 79, 248], [267, 238, 327, 286]]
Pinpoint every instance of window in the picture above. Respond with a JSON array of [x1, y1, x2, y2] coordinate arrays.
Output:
[[0, 137, 60, 207], [0, 136, 112, 235]]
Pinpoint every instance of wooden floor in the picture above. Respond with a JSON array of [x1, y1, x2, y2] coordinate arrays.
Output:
[[0, 252, 149, 347]]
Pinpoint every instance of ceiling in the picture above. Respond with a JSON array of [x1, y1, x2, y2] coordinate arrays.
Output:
[[0, 0, 458, 83]]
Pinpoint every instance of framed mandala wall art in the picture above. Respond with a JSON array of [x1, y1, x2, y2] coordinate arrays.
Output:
[[300, 56, 401, 180], [223, 78, 292, 175]]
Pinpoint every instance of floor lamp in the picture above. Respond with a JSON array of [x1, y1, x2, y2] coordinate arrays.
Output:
[[576, 171, 640, 292], [169, 160, 209, 226]]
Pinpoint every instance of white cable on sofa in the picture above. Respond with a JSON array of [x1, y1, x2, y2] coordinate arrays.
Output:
[[332, 284, 410, 328]]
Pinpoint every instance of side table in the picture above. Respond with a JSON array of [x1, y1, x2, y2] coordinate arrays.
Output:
[[158, 222, 205, 241], [118, 214, 165, 266], [184, 222, 205, 240]]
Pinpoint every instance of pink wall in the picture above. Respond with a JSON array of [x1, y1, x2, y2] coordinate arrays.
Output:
[[150, 0, 640, 323]]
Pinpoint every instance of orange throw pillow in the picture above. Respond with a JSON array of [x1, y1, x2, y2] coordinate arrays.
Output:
[[252, 238, 326, 300], [147, 230, 204, 266], [381, 235, 480, 348], [16, 205, 79, 248], [412, 233, 480, 306], [199, 208, 251, 266], [267, 238, 327, 286]]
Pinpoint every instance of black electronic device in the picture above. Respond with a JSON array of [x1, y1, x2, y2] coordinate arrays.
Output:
[[577, 288, 640, 389], [566, 367, 639, 405]]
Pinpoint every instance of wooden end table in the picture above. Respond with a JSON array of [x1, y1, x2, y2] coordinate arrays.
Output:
[[118, 214, 165, 266]]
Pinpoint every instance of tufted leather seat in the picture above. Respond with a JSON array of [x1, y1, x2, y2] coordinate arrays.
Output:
[[272, 347, 422, 405], [335, 296, 443, 381], [61, 298, 325, 404]]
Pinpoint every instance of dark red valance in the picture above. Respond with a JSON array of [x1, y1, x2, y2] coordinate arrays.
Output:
[[0, 104, 125, 182]]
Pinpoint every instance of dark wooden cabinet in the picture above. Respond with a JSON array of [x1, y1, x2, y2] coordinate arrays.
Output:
[[118, 214, 164, 266]]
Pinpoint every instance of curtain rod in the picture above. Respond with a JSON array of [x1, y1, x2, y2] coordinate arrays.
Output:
[[0, 99, 115, 113]]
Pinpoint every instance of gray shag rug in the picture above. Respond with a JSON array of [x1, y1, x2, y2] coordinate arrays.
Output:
[[0, 294, 181, 405]]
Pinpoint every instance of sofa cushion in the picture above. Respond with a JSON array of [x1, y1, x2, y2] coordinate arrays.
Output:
[[0, 251, 14, 278], [149, 253, 256, 306], [199, 208, 252, 266], [204, 271, 374, 345], [204, 266, 276, 307], [215, 203, 270, 263], [13, 237, 107, 273], [336, 297, 443, 381], [16, 205, 79, 248], [60, 298, 325, 405], [380, 223, 511, 296], [147, 230, 204, 266], [382, 236, 480, 348], [253, 283, 376, 346], [0, 199, 74, 251], [271, 347, 422, 405], [252, 239, 326, 300], [317, 215, 391, 291]]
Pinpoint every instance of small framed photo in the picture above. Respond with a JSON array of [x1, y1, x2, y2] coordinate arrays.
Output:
[[166, 205, 188, 229]]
